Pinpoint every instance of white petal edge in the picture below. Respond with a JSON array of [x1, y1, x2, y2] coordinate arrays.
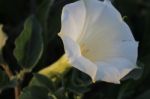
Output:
[[71, 56, 97, 82], [76, 0, 138, 62], [59, 0, 86, 41], [60, 35, 97, 81], [80, 0, 135, 42], [95, 57, 138, 84], [60, 35, 81, 59], [59, 0, 139, 84], [0, 24, 7, 50]]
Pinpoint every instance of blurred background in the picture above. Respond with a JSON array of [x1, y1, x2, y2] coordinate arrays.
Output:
[[0, 0, 150, 99]]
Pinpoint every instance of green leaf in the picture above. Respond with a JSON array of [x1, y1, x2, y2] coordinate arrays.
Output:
[[14, 16, 43, 70], [136, 90, 150, 99], [0, 69, 17, 92], [36, 0, 54, 44], [121, 67, 143, 81], [66, 69, 91, 94], [36, 0, 54, 27], [0, 69, 9, 89], [23, 74, 59, 99], [30, 73, 55, 92], [20, 86, 50, 99]]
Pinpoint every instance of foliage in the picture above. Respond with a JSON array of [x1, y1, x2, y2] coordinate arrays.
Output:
[[14, 15, 43, 70], [0, 0, 150, 99]]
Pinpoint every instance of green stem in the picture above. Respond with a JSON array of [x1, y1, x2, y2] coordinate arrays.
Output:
[[0, 64, 20, 99], [39, 54, 71, 81]]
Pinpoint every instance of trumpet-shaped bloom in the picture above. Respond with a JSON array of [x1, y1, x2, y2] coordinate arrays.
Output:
[[59, 0, 138, 84], [0, 25, 7, 51]]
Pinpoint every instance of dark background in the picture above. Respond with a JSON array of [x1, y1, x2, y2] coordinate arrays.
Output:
[[0, 0, 150, 99]]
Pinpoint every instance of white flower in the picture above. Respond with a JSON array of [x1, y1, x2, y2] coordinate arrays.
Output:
[[0, 24, 7, 51], [59, 0, 138, 84]]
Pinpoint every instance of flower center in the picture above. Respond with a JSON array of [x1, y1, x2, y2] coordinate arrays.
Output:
[[80, 43, 95, 62]]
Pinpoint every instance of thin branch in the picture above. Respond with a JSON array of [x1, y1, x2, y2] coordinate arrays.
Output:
[[15, 86, 21, 99], [1, 64, 13, 78], [0, 64, 21, 99]]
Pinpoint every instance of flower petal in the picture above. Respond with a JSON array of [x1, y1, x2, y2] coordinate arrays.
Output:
[[60, 35, 81, 59], [95, 57, 137, 84], [59, 0, 86, 41], [60, 35, 97, 81], [0, 25, 7, 50], [59, 0, 139, 83], [78, 0, 138, 63], [82, 40, 138, 64], [71, 56, 97, 81]]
